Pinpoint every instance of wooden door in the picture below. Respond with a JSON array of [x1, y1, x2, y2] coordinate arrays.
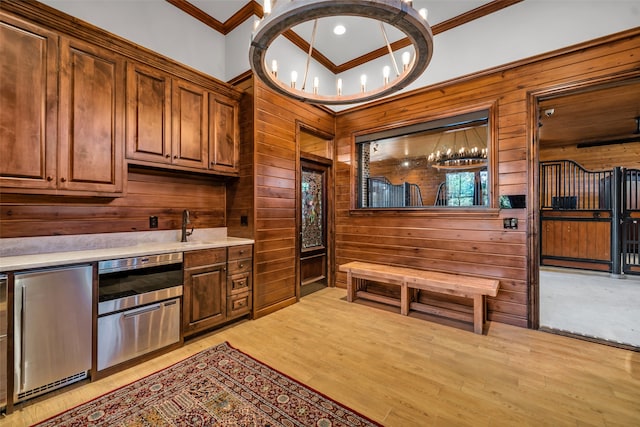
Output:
[[171, 79, 207, 169], [299, 159, 329, 291], [208, 96, 239, 174], [58, 37, 124, 195], [0, 14, 58, 191], [126, 62, 172, 164]]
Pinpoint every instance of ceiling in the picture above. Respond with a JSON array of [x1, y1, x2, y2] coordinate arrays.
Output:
[[169, 0, 513, 74], [165, 0, 640, 148]]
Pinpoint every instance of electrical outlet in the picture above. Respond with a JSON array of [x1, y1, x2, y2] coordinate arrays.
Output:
[[503, 218, 518, 229], [149, 216, 158, 228], [240, 215, 248, 226]]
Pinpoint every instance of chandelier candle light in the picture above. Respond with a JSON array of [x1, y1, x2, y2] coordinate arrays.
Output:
[[250, 0, 434, 105]]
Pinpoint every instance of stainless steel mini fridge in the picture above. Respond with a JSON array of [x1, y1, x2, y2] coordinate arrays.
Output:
[[0, 274, 7, 410], [14, 265, 92, 402]]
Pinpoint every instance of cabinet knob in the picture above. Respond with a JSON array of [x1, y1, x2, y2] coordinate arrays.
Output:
[[239, 264, 244, 268], [46, 176, 53, 182], [165, 154, 170, 158], [60, 177, 67, 182], [173, 155, 178, 159]]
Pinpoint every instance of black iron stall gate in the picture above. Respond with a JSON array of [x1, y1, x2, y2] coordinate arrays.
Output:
[[540, 160, 640, 275]]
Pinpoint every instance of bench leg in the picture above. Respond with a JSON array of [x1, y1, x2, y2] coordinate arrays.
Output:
[[400, 283, 409, 315], [347, 271, 355, 302], [473, 295, 484, 334]]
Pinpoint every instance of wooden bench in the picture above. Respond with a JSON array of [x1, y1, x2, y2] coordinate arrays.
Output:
[[339, 261, 500, 334]]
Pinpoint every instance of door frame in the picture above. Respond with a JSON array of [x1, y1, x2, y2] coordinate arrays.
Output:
[[295, 123, 335, 300], [527, 71, 640, 329]]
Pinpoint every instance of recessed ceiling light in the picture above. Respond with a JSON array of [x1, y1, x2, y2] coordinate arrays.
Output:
[[333, 24, 346, 35]]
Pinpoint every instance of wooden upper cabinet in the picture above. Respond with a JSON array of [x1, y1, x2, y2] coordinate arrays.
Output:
[[171, 79, 208, 169], [125, 62, 171, 164], [0, 15, 124, 196], [125, 64, 240, 176], [127, 69, 223, 173], [0, 14, 58, 191], [58, 37, 125, 195], [209, 96, 240, 174]]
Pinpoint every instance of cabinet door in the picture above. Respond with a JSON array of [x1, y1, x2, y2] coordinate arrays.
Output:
[[126, 62, 171, 164], [172, 79, 208, 169], [58, 37, 125, 195], [183, 263, 226, 336], [209, 96, 239, 174], [0, 14, 58, 190]]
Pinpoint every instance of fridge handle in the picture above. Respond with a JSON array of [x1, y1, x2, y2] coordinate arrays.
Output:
[[20, 286, 26, 390]]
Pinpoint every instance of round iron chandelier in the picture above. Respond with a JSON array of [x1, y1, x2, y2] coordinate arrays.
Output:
[[249, 0, 434, 105]]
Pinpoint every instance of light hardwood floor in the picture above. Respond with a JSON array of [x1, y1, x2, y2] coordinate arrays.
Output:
[[2, 287, 639, 426]]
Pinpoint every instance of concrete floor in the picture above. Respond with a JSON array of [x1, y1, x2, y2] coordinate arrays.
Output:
[[539, 266, 640, 348]]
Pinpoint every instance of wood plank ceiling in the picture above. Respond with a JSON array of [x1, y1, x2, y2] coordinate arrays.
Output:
[[538, 79, 640, 148]]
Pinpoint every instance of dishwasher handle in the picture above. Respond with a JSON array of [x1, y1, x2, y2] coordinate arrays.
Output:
[[122, 303, 161, 319]]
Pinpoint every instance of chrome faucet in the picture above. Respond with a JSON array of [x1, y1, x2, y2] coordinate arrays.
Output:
[[181, 209, 194, 242]]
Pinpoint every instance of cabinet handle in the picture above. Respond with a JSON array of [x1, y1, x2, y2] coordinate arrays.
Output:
[[60, 177, 67, 182], [239, 264, 244, 268], [239, 250, 245, 255]]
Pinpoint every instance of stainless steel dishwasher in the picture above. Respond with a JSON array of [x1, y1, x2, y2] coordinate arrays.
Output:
[[1, 274, 7, 410], [97, 253, 182, 371], [14, 265, 92, 403]]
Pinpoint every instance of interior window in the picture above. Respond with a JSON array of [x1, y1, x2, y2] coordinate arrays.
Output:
[[356, 110, 491, 209]]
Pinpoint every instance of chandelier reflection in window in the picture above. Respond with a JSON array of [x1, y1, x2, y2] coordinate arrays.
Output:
[[427, 125, 488, 171]]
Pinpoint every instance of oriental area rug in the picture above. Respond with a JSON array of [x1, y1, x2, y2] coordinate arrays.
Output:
[[34, 342, 381, 427]]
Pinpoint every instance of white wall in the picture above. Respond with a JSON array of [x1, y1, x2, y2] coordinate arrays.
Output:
[[41, 0, 640, 109], [40, 0, 227, 79]]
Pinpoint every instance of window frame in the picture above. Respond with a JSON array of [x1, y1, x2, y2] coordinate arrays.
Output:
[[350, 104, 499, 214]]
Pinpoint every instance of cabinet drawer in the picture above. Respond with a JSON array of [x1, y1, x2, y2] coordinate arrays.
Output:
[[227, 291, 251, 317], [227, 258, 251, 275], [184, 248, 226, 268], [228, 245, 252, 260], [227, 272, 251, 295]]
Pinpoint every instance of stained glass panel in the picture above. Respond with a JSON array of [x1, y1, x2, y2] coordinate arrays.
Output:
[[302, 169, 323, 249]]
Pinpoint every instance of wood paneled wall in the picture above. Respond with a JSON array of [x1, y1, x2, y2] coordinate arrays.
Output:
[[227, 81, 255, 240], [244, 79, 334, 318], [540, 141, 640, 171], [0, 167, 226, 238], [334, 29, 640, 328]]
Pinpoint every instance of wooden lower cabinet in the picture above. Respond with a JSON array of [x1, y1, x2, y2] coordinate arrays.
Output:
[[183, 245, 253, 338], [183, 248, 227, 337], [227, 244, 253, 318]]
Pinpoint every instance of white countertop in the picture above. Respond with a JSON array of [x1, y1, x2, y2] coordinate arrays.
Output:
[[0, 229, 254, 271]]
